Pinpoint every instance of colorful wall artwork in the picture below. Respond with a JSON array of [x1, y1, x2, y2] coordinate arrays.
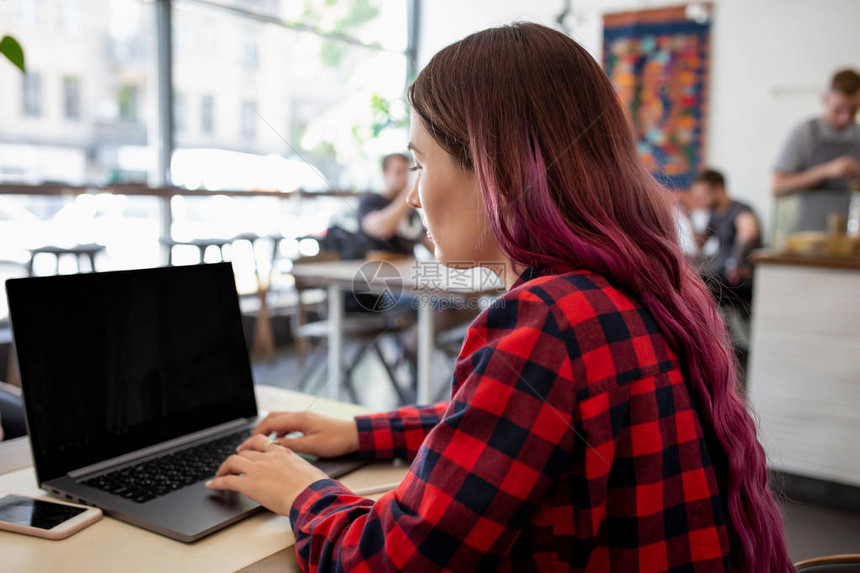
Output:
[[603, 5, 711, 190]]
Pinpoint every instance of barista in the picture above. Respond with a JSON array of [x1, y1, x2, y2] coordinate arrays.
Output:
[[772, 69, 860, 231]]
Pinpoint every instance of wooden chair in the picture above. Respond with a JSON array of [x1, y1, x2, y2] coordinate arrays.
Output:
[[795, 555, 860, 572], [291, 249, 342, 366], [0, 381, 25, 441]]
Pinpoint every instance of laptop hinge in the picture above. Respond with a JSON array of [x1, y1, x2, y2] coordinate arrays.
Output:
[[68, 417, 256, 479]]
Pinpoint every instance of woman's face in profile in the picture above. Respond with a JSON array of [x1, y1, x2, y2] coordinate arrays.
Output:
[[405, 112, 500, 267]]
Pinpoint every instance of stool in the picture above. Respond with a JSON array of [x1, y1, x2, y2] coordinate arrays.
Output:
[[27, 244, 105, 276], [162, 238, 233, 265]]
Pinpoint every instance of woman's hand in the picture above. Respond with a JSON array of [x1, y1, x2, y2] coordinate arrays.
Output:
[[205, 435, 330, 515], [239, 411, 360, 459], [205, 412, 360, 514]]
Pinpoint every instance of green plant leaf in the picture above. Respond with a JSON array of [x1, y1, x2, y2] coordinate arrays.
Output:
[[1, 35, 25, 72]]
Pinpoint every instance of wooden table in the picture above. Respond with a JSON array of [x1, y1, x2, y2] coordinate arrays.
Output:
[[291, 258, 504, 404], [0, 385, 409, 573]]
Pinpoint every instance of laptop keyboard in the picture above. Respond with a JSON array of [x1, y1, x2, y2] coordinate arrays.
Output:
[[81, 429, 252, 504]]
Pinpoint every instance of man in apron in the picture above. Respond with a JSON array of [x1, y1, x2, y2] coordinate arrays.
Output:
[[772, 69, 860, 232]]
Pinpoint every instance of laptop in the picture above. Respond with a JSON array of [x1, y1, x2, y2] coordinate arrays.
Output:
[[6, 262, 365, 542]]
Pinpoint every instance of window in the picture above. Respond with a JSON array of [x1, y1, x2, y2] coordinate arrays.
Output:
[[201, 95, 214, 134], [174, 91, 186, 133], [171, 0, 409, 190], [241, 29, 258, 67], [199, 0, 408, 51], [22, 72, 42, 117], [62, 76, 81, 120], [240, 100, 257, 140], [117, 84, 139, 123], [173, 12, 193, 56], [15, 0, 39, 28], [0, 0, 154, 186], [199, 17, 216, 57], [0, 0, 158, 291], [59, 0, 81, 35]]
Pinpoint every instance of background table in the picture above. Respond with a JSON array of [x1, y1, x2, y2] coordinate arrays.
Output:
[[291, 258, 503, 404], [27, 244, 105, 275], [0, 385, 408, 573]]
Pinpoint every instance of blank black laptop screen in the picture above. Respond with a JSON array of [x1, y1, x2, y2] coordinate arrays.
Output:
[[6, 263, 258, 483]]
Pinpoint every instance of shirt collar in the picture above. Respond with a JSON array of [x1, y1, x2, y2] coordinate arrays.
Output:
[[510, 264, 546, 290]]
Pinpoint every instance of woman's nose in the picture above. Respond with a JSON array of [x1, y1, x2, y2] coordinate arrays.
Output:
[[405, 174, 421, 208]]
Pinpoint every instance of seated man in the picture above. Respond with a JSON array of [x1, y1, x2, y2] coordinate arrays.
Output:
[[358, 153, 426, 256], [339, 153, 426, 314], [690, 169, 762, 315]]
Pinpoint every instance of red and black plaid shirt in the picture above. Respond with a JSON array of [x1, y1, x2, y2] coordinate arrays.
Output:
[[290, 267, 731, 572]]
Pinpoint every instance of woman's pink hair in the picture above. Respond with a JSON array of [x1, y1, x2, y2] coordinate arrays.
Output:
[[408, 22, 791, 572]]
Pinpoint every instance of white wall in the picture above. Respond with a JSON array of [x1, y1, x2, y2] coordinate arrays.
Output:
[[418, 0, 860, 234]]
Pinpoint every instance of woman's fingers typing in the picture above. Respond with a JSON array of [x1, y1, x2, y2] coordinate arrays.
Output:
[[245, 411, 361, 459], [252, 411, 304, 436], [277, 434, 320, 455], [215, 454, 252, 477], [236, 433, 277, 453]]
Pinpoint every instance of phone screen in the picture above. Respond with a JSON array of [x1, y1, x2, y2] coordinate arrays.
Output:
[[0, 495, 87, 530]]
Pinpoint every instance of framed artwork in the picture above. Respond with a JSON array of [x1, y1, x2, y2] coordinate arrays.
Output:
[[603, 4, 712, 190]]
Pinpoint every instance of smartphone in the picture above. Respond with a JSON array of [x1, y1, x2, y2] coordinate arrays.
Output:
[[0, 493, 102, 540]]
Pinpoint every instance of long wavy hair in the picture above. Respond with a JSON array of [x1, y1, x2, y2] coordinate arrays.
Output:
[[408, 22, 791, 572]]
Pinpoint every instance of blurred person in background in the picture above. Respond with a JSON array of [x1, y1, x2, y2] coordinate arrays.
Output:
[[691, 168, 761, 314], [326, 153, 426, 313], [358, 153, 426, 256], [672, 192, 699, 258]]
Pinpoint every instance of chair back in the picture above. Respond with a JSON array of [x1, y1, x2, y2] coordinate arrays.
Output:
[[795, 554, 860, 572]]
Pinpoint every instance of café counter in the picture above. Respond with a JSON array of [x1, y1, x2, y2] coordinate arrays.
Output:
[[747, 252, 860, 508]]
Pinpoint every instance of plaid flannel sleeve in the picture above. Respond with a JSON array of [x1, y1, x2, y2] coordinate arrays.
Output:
[[354, 402, 450, 461], [289, 289, 578, 572]]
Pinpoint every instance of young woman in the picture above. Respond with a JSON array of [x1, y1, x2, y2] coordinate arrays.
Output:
[[207, 23, 792, 572]]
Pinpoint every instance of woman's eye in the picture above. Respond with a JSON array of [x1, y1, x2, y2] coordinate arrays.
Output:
[[409, 164, 422, 172]]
